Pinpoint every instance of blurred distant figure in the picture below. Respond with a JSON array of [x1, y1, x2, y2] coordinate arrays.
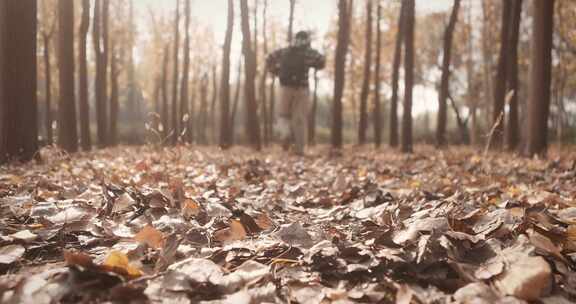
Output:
[[267, 31, 325, 155]]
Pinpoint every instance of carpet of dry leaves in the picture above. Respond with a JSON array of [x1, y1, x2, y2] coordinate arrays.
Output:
[[1, 145, 576, 303]]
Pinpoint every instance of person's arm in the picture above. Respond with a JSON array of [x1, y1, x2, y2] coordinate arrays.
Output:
[[307, 49, 326, 70], [266, 49, 283, 75]]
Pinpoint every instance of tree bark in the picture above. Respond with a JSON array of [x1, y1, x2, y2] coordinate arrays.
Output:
[[198, 75, 209, 144], [171, 0, 181, 144], [373, 2, 383, 147], [491, 0, 512, 150], [161, 44, 170, 139], [436, 0, 461, 147], [42, 33, 54, 146], [231, 59, 243, 144], [332, 0, 351, 149], [57, 0, 78, 153], [506, 0, 523, 151], [401, 0, 415, 153], [239, 0, 262, 150], [260, 0, 270, 145], [525, 0, 554, 157], [0, 0, 38, 164], [358, 0, 373, 145], [78, 0, 91, 151], [109, 43, 120, 146], [180, 0, 191, 143], [210, 65, 218, 144], [309, 71, 319, 146], [390, 2, 405, 148], [220, 0, 234, 149], [288, 0, 296, 44]]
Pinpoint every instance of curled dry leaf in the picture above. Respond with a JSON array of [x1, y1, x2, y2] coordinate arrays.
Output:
[[134, 225, 165, 249], [214, 219, 247, 242], [494, 256, 552, 301], [0, 245, 25, 264]]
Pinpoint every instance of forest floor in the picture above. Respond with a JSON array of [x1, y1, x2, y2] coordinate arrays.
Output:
[[0, 145, 575, 303]]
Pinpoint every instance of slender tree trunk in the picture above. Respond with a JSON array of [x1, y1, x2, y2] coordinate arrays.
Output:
[[93, 0, 108, 148], [109, 44, 119, 146], [180, 0, 191, 143], [57, 0, 78, 153], [332, 0, 351, 149], [401, 0, 415, 153], [373, 2, 383, 148], [220, 0, 234, 149], [309, 71, 319, 145], [288, 0, 296, 44], [390, 2, 405, 148], [506, 0, 523, 151], [260, 0, 270, 145], [231, 59, 242, 143], [198, 76, 209, 144], [171, 0, 181, 144], [78, 0, 91, 151], [525, 0, 554, 157], [161, 44, 170, 139], [268, 77, 276, 144], [358, 0, 373, 145], [466, 2, 478, 146], [491, 0, 512, 150], [436, 0, 461, 147], [0, 0, 38, 164], [481, 2, 495, 132], [210, 65, 218, 144], [43, 33, 54, 145], [240, 0, 262, 150]]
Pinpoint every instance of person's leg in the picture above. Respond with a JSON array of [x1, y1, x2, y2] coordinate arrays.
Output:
[[291, 88, 310, 155]]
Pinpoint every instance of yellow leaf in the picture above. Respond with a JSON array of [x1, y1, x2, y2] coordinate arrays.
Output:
[[134, 225, 165, 249], [103, 251, 142, 278]]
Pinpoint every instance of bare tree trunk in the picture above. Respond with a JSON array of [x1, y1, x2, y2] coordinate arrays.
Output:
[[43, 33, 54, 145], [0, 0, 38, 163], [332, 0, 351, 149], [436, 0, 461, 147], [268, 77, 276, 144], [198, 75, 209, 144], [210, 64, 218, 144], [260, 0, 270, 145], [240, 0, 262, 150], [171, 0, 181, 144], [78, 0, 91, 150], [220, 0, 234, 149], [466, 1, 478, 146], [93, 0, 109, 148], [109, 44, 120, 146], [390, 2, 405, 148], [506, 0, 523, 151], [373, 2, 383, 148], [525, 0, 554, 157], [481, 2, 495, 132], [231, 59, 242, 144], [491, 0, 512, 150], [309, 71, 319, 146], [288, 0, 296, 44], [161, 44, 170, 139], [180, 0, 191, 143], [358, 0, 373, 145], [401, 0, 415, 153], [57, 0, 78, 153]]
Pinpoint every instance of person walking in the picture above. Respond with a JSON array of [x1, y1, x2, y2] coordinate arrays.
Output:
[[267, 31, 325, 155]]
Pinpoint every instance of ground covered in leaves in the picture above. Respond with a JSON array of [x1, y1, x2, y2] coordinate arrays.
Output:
[[1, 146, 576, 303]]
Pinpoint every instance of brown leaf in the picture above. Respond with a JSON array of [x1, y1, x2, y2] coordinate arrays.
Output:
[[495, 256, 552, 301], [134, 225, 165, 249], [0, 245, 25, 265], [214, 219, 247, 242]]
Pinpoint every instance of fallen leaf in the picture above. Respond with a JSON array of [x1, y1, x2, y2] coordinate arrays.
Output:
[[0, 245, 25, 264], [214, 219, 247, 242], [103, 251, 143, 278], [495, 255, 552, 301], [134, 225, 165, 249]]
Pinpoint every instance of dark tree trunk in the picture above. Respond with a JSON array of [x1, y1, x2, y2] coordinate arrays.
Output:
[[309, 71, 319, 145], [389, 2, 405, 148], [525, 0, 554, 157], [180, 0, 191, 143], [220, 0, 234, 149], [93, 0, 109, 147], [288, 0, 296, 44], [332, 0, 351, 149], [78, 0, 91, 151], [109, 44, 120, 146], [373, 2, 383, 147], [43, 33, 54, 145], [161, 44, 170, 139], [401, 0, 415, 153], [436, 0, 461, 147], [358, 0, 373, 145], [198, 76, 209, 145], [260, 0, 270, 145], [0, 0, 38, 164], [239, 0, 262, 150], [57, 0, 78, 153], [210, 65, 218, 144], [506, 0, 523, 151], [268, 77, 276, 144], [491, 0, 512, 150], [171, 0, 181, 144]]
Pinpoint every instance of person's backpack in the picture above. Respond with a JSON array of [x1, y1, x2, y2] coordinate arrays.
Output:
[[279, 47, 308, 87]]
